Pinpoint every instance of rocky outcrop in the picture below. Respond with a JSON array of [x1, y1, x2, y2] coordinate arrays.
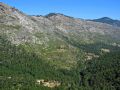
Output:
[[36, 79, 61, 88]]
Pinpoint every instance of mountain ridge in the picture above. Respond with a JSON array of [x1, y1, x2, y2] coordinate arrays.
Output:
[[91, 17, 120, 27]]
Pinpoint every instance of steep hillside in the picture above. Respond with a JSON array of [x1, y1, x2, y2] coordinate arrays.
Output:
[[0, 2, 120, 90]]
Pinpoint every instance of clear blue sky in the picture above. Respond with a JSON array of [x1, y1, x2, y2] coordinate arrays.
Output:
[[0, 0, 120, 19]]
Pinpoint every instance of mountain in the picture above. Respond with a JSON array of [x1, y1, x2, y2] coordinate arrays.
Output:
[[91, 17, 120, 27], [0, 2, 120, 90]]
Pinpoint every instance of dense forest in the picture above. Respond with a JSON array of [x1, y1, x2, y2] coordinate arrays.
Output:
[[79, 52, 120, 90], [0, 35, 120, 90]]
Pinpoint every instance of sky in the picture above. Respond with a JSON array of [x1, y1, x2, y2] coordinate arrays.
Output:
[[0, 0, 120, 19]]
